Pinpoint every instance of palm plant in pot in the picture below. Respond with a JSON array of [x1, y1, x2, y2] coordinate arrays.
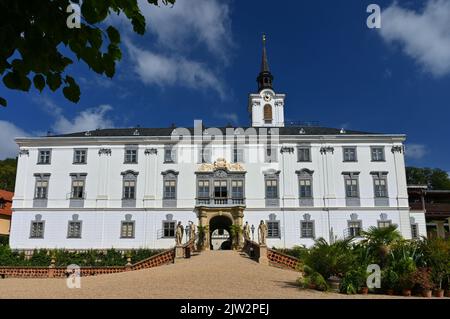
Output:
[[419, 238, 449, 298], [412, 268, 433, 298], [389, 241, 418, 296], [381, 267, 399, 295], [361, 225, 402, 267]]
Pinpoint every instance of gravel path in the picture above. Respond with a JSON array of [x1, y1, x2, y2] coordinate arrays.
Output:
[[0, 251, 427, 299]]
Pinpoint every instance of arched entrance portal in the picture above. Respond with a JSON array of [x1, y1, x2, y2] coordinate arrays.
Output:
[[209, 215, 232, 250]]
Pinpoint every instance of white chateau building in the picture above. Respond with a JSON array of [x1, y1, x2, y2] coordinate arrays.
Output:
[[9, 39, 427, 251]]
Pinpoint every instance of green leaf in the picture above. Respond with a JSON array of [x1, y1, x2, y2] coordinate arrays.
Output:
[[46, 73, 62, 91], [0, 97, 6, 107], [106, 26, 120, 44], [62, 76, 80, 103], [3, 71, 31, 91], [33, 74, 45, 92]]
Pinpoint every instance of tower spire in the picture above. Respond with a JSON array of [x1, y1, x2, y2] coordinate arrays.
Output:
[[257, 33, 274, 91]]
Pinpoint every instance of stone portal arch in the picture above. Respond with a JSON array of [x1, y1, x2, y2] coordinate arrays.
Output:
[[195, 207, 244, 251], [209, 215, 232, 250]]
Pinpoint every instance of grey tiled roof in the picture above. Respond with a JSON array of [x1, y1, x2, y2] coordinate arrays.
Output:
[[51, 126, 378, 138]]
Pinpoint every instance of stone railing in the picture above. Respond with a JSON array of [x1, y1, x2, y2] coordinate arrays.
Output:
[[267, 249, 301, 271], [243, 240, 301, 271], [0, 248, 176, 279]]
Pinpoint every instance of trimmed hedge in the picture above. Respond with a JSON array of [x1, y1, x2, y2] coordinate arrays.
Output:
[[0, 245, 164, 267]]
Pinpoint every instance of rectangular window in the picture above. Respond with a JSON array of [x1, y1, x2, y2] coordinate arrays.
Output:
[[265, 147, 278, 163], [199, 147, 211, 163], [297, 147, 311, 162], [231, 180, 244, 199], [267, 221, 280, 238], [121, 221, 134, 238], [301, 221, 315, 238], [348, 221, 362, 237], [411, 224, 419, 239], [343, 147, 357, 162], [67, 221, 82, 238], [30, 221, 44, 238], [378, 220, 392, 228], [266, 179, 278, 199], [233, 147, 244, 163], [73, 149, 87, 164], [123, 180, 136, 199], [345, 178, 359, 197], [371, 147, 385, 162], [164, 180, 176, 199], [164, 146, 176, 163], [124, 148, 138, 164], [38, 149, 51, 164], [214, 181, 227, 198], [71, 180, 85, 199], [163, 221, 176, 238], [299, 179, 312, 198], [198, 180, 210, 198], [374, 177, 388, 197], [35, 180, 48, 199]]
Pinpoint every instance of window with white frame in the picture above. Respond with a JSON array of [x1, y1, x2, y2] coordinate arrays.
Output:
[[297, 146, 311, 162], [371, 147, 385, 162], [348, 220, 362, 237], [265, 179, 278, 199], [121, 214, 135, 238], [300, 214, 315, 239], [163, 221, 176, 238], [231, 180, 244, 199], [411, 224, 419, 239], [73, 149, 87, 164], [162, 170, 178, 202], [377, 220, 392, 228], [124, 146, 138, 164], [373, 174, 388, 198], [164, 146, 176, 163], [34, 175, 49, 199], [214, 180, 227, 198], [344, 173, 360, 198], [343, 147, 357, 162], [199, 146, 211, 163], [37, 149, 51, 164], [30, 215, 45, 238], [70, 173, 87, 199], [122, 171, 138, 200], [267, 214, 280, 238], [198, 180, 210, 198], [265, 146, 278, 163], [67, 214, 82, 238], [233, 146, 244, 163]]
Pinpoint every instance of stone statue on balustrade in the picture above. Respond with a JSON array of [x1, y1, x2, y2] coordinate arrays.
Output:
[[189, 221, 196, 241], [175, 221, 184, 246], [243, 221, 251, 242], [258, 220, 268, 246]]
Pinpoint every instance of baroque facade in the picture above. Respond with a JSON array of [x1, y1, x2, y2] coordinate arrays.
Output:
[[9, 39, 427, 250]]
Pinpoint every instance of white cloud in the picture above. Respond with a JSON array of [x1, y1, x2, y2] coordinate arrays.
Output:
[[0, 121, 29, 159], [127, 43, 225, 99], [37, 96, 115, 134], [214, 112, 239, 125], [380, 0, 450, 77], [405, 143, 428, 160], [138, 0, 233, 62]]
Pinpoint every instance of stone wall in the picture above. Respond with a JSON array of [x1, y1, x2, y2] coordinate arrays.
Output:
[[243, 240, 300, 271]]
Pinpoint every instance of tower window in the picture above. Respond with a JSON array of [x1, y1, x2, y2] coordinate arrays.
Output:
[[263, 104, 272, 123]]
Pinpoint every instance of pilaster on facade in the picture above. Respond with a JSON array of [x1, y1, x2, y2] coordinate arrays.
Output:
[[144, 148, 158, 207]]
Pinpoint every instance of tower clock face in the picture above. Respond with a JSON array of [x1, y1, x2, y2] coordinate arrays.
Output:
[[263, 92, 272, 102]]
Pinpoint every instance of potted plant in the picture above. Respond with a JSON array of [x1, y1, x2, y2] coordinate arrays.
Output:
[[413, 268, 433, 298], [420, 238, 449, 298], [399, 272, 415, 296], [381, 267, 399, 296], [229, 224, 243, 250]]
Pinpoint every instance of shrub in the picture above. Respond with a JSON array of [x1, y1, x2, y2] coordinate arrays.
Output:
[[412, 267, 433, 291], [304, 238, 355, 280], [297, 265, 328, 291]]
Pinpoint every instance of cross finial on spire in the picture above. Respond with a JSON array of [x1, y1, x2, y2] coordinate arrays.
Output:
[[262, 33, 266, 46]]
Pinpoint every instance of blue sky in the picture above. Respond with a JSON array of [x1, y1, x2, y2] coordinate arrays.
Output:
[[1, 0, 450, 171]]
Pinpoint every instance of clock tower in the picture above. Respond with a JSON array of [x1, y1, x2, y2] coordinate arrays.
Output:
[[248, 34, 286, 128]]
